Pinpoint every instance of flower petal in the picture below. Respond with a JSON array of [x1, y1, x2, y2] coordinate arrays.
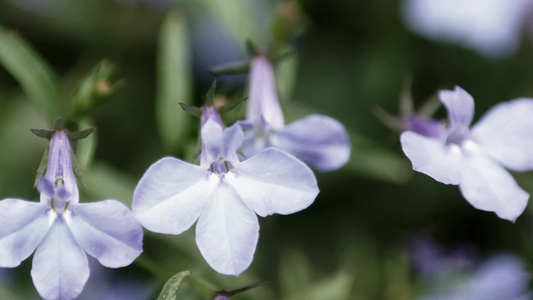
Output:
[[196, 181, 259, 275], [68, 200, 143, 268], [275, 114, 351, 171], [200, 119, 224, 168], [133, 157, 211, 234], [222, 123, 244, 164], [472, 98, 533, 172], [459, 154, 528, 222], [0, 199, 49, 267], [230, 148, 319, 217], [31, 217, 89, 300], [439, 86, 475, 129], [247, 56, 284, 129], [400, 131, 463, 185]]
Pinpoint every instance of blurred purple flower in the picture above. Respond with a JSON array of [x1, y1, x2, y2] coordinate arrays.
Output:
[[0, 130, 143, 300], [133, 107, 319, 275], [241, 55, 351, 172], [402, 0, 533, 58], [401, 86, 533, 221]]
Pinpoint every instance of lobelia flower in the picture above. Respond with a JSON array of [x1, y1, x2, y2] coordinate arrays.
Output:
[[408, 238, 531, 300], [402, 0, 533, 58], [401, 86, 533, 221], [240, 55, 351, 172], [0, 128, 143, 300], [133, 106, 319, 275]]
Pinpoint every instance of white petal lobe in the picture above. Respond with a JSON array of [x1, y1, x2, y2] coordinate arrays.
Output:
[[31, 218, 89, 300], [69, 200, 143, 268], [196, 181, 259, 275], [231, 148, 319, 217], [133, 157, 211, 234]]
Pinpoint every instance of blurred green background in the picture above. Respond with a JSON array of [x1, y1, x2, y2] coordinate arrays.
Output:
[[1, 0, 533, 299]]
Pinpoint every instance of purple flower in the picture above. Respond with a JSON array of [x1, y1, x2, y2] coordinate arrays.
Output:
[[133, 107, 319, 275], [241, 55, 351, 172], [0, 130, 143, 300], [402, 0, 533, 58], [401, 86, 533, 221]]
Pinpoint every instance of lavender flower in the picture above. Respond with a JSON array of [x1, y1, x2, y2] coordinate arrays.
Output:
[[133, 106, 318, 275], [401, 86, 533, 221], [402, 0, 533, 58], [408, 238, 531, 300], [0, 129, 143, 300], [241, 55, 351, 172]]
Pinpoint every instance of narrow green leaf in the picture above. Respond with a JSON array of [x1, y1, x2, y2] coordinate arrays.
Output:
[[157, 271, 192, 300], [0, 26, 61, 122], [156, 10, 193, 153], [68, 127, 96, 141]]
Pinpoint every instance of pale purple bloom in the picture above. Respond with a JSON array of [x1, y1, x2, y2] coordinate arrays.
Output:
[[401, 86, 533, 221], [416, 254, 531, 300], [133, 106, 318, 275], [402, 0, 533, 58], [241, 55, 351, 172], [0, 130, 143, 300]]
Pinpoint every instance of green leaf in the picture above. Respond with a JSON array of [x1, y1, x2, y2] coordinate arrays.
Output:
[[156, 10, 193, 153], [73, 119, 97, 171], [157, 271, 192, 300], [0, 26, 61, 122]]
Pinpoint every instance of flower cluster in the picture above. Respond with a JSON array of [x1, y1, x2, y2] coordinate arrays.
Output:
[[0, 128, 143, 300], [401, 86, 533, 221]]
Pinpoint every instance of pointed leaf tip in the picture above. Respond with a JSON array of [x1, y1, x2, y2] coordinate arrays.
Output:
[[68, 128, 96, 141], [31, 129, 53, 140], [205, 80, 217, 106], [157, 271, 192, 300], [178, 102, 202, 118]]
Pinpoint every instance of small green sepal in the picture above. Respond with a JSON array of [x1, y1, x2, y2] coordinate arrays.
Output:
[[178, 102, 202, 118], [219, 97, 247, 113], [30, 129, 53, 140], [34, 147, 49, 187], [157, 271, 192, 300], [68, 128, 96, 141], [205, 80, 217, 106], [246, 39, 261, 57]]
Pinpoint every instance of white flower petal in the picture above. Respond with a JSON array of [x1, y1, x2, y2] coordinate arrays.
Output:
[[459, 154, 528, 222], [69, 200, 143, 268], [275, 114, 351, 171], [200, 119, 224, 168], [196, 181, 259, 275], [439, 86, 475, 129], [133, 157, 211, 234], [472, 98, 533, 171], [31, 218, 89, 300], [222, 123, 244, 164], [230, 148, 319, 217], [0, 199, 49, 267], [400, 131, 463, 185]]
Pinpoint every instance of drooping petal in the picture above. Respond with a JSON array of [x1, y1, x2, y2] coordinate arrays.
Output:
[[196, 181, 259, 275], [275, 114, 351, 171], [68, 200, 143, 268], [400, 131, 463, 185], [402, 0, 529, 58], [472, 98, 533, 172], [31, 217, 89, 300], [459, 154, 528, 222], [222, 123, 244, 164], [229, 148, 319, 217], [439, 86, 475, 130], [133, 157, 212, 234], [247, 56, 284, 129], [0, 199, 49, 267], [200, 119, 224, 168]]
